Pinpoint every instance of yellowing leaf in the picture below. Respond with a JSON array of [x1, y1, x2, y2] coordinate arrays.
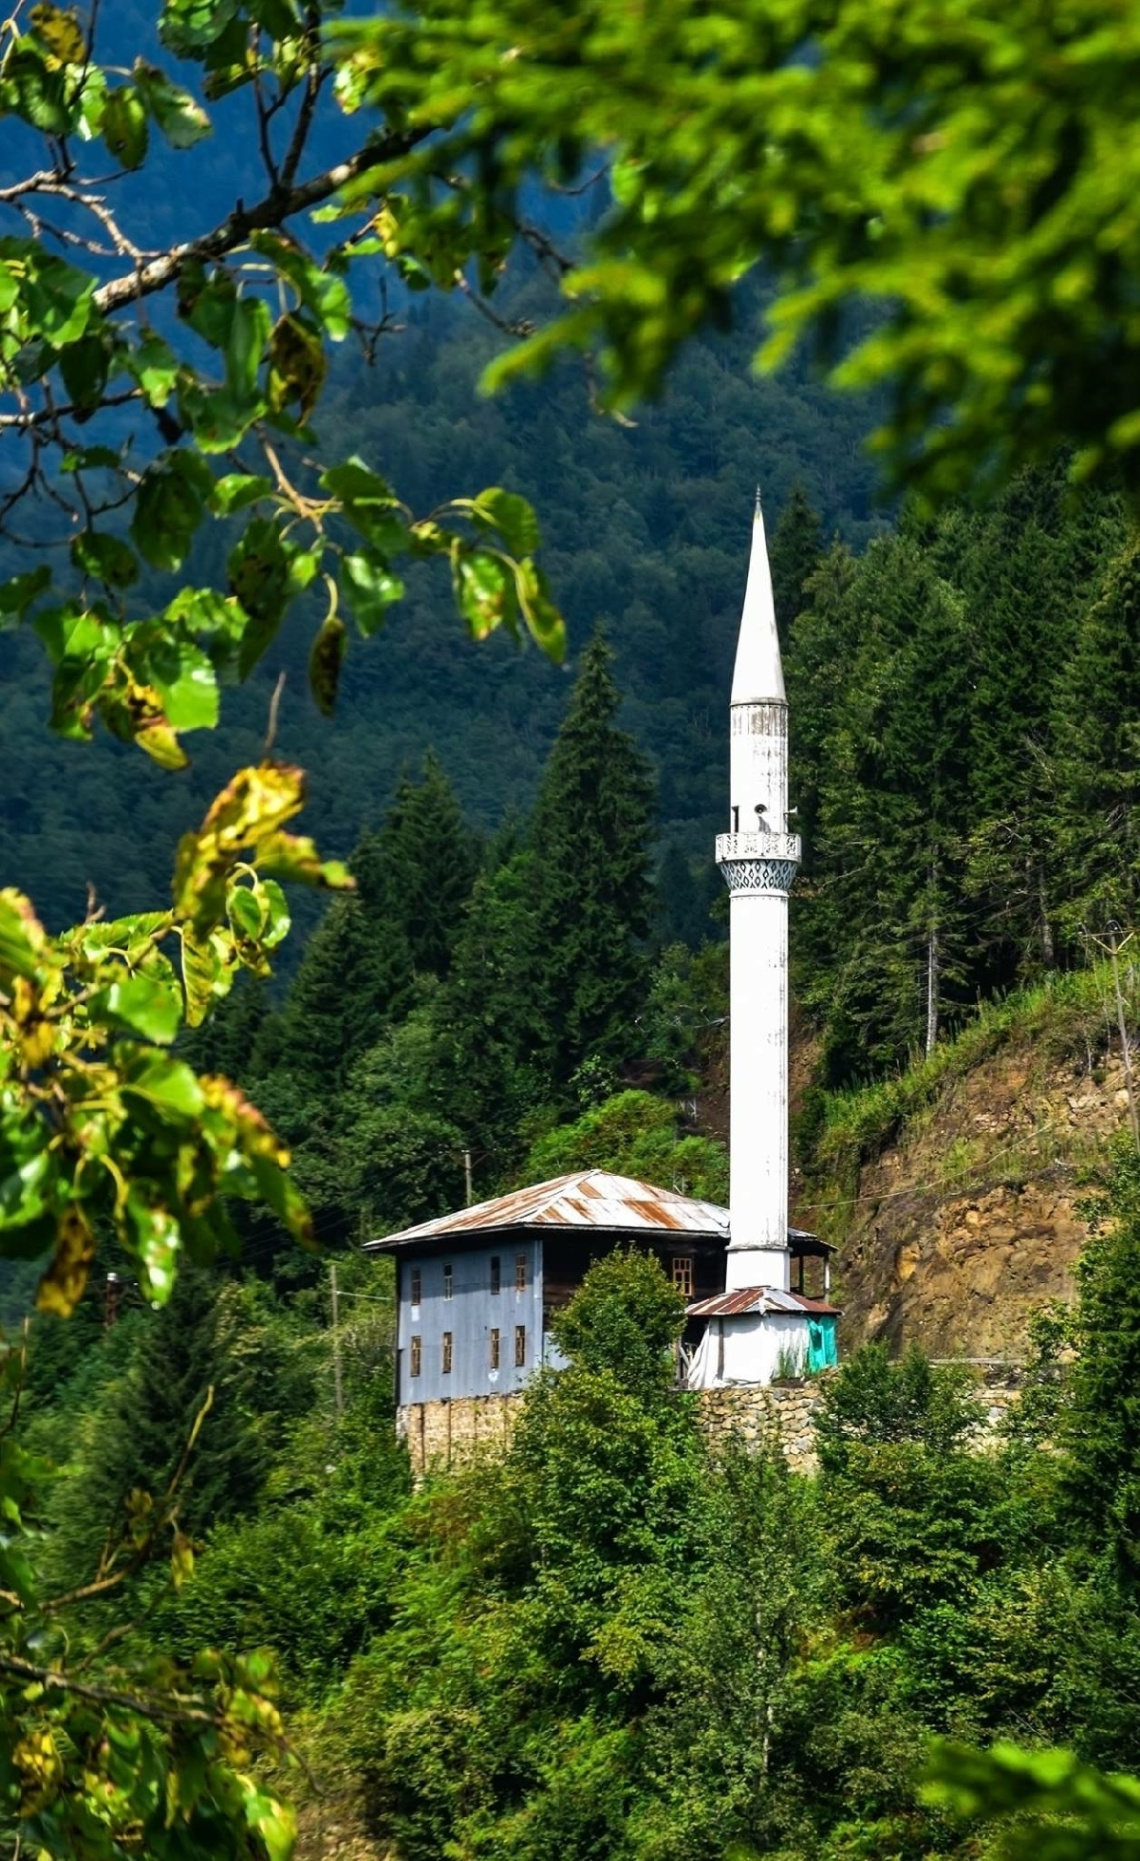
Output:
[[36, 1204, 95, 1318], [29, 4, 86, 63]]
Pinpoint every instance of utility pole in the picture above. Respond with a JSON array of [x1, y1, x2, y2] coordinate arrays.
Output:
[[463, 1148, 473, 1208], [330, 1261, 344, 1422]]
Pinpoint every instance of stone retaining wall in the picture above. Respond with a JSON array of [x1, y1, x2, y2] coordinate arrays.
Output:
[[397, 1363, 1027, 1477]]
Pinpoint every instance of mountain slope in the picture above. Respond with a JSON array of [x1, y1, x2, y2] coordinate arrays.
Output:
[[799, 966, 1136, 1357]]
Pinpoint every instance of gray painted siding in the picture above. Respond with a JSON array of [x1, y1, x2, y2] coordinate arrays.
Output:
[[397, 1240, 544, 1403]]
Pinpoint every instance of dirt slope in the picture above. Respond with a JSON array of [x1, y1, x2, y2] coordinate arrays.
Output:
[[791, 977, 1136, 1360]]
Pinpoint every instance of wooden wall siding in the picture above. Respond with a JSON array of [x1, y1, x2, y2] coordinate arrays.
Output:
[[396, 1239, 543, 1404]]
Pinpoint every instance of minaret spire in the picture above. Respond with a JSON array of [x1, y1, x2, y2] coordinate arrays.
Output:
[[717, 493, 801, 1292]]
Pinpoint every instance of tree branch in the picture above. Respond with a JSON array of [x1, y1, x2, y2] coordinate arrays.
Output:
[[0, 1652, 218, 1728], [92, 128, 426, 317]]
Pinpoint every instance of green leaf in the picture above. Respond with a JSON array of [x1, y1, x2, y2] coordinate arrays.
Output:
[[453, 548, 514, 640], [226, 883, 263, 941], [4, 242, 94, 344], [121, 1051, 205, 1117], [102, 84, 149, 167], [134, 59, 212, 147], [61, 445, 123, 473], [126, 1190, 181, 1302], [141, 634, 220, 730], [131, 452, 211, 570], [472, 486, 541, 556], [95, 974, 183, 1043], [58, 331, 110, 412], [224, 294, 271, 399], [70, 529, 139, 589], [308, 611, 346, 715], [227, 519, 296, 673], [159, 0, 239, 57], [78, 910, 172, 961], [0, 567, 50, 621], [128, 331, 179, 406], [33, 602, 119, 667], [259, 878, 290, 949], [0, 892, 49, 982], [0, 43, 74, 135], [212, 472, 271, 515], [319, 458, 404, 550], [516, 559, 566, 660], [340, 551, 404, 636], [242, 1788, 296, 1861], [250, 232, 352, 340]]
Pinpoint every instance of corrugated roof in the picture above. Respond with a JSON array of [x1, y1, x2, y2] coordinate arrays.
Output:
[[686, 1287, 842, 1318], [366, 1170, 731, 1252]]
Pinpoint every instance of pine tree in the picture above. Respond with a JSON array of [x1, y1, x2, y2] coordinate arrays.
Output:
[[377, 751, 480, 980], [436, 850, 552, 1180], [954, 468, 1122, 985], [54, 1270, 267, 1581], [800, 534, 975, 1078], [1049, 540, 1140, 942], [1061, 1148, 1140, 1591], [769, 484, 823, 642], [655, 843, 716, 949], [530, 633, 657, 1086]]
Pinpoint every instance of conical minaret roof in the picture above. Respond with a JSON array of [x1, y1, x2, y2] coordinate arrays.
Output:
[[730, 491, 785, 705]]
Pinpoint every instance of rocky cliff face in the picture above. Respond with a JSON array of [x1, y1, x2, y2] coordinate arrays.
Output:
[[794, 988, 1136, 1361]]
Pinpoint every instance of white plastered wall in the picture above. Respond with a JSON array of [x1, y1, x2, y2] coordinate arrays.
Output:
[[686, 1312, 808, 1388]]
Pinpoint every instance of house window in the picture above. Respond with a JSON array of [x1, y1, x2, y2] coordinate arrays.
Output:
[[410, 1268, 422, 1307], [443, 1264, 453, 1301], [672, 1256, 694, 1298], [490, 1328, 500, 1370], [410, 1335, 422, 1378], [442, 1331, 453, 1374], [515, 1252, 527, 1293], [490, 1255, 501, 1295], [514, 1324, 526, 1368]]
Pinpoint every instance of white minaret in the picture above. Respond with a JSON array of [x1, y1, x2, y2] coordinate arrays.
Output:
[[717, 493, 801, 1293]]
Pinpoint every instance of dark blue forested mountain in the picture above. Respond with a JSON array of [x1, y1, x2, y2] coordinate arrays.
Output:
[[0, 277, 881, 937]]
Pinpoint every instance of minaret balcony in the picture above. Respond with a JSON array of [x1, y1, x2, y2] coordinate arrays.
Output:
[[715, 831, 801, 864], [715, 830, 801, 895]]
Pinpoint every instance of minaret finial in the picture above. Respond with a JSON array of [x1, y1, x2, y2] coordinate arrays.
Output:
[[754, 484, 762, 519]]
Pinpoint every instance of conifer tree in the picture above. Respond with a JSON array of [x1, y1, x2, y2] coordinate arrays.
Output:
[[1060, 1149, 1140, 1592], [530, 632, 657, 1086], [953, 468, 1120, 984], [54, 1271, 266, 1581], [655, 843, 716, 950], [377, 751, 480, 981], [799, 535, 974, 1077], [436, 851, 552, 1178], [1049, 540, 1140, 942], [769, 484, 824, 642]]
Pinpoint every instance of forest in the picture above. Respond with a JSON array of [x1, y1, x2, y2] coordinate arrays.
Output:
[[2, 0, 1140, 1855]]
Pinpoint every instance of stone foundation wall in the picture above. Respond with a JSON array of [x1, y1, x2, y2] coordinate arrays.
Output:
[[398, 1364, 1027, 1477], [397, 1394, 518, 1472]]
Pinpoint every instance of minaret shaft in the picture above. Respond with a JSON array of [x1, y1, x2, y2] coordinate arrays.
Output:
[[717, 498, 800, 1294]]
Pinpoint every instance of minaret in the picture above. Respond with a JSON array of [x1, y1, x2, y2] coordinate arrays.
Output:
[[717, 493, 801, 1292]]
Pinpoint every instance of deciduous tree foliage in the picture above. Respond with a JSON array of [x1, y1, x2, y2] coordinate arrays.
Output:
[[339, 0, 1140, 500]]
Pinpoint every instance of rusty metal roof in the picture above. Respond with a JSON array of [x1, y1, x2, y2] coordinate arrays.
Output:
[[686, 1287, 842, 1318], [366, 1170, 731, 1252]]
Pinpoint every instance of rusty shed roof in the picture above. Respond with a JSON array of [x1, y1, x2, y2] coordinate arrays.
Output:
[[366, 1170, 730, 1252], [686, 1287, 842, 1319]]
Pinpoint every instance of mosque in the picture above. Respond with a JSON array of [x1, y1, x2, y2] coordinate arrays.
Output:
[[367, 497, 840, 1411]]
